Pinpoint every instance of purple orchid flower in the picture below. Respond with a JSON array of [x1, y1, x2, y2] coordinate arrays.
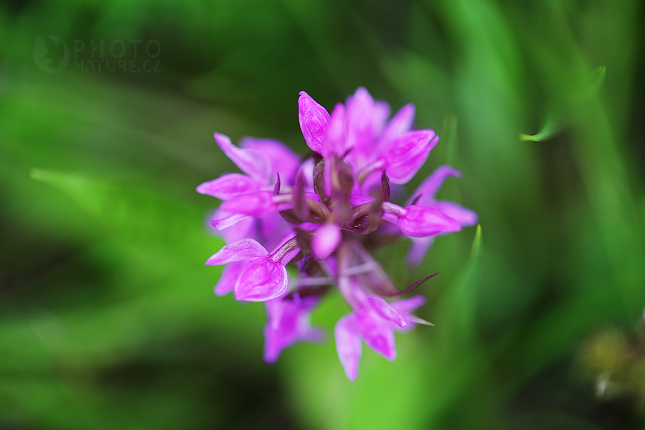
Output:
[[335, 278, 428, 380], [198, 88, 477, 379], [205, 236, 300, 301]]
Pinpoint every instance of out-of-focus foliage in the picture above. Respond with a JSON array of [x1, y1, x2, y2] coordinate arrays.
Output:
[[1, 0, 644, 429]]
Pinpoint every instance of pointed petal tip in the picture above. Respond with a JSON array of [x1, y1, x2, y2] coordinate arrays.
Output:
[[213, 133, 232, 152], [418, 129, 436, 143], [345, 370, 358, 381], [354, 86, 370, 96], [398, 206, 462, 237], [434, 201, 478, 227], [196, 182, 214, 195], [437, 164, 462, 178], [263, 347, 280, 364], [213, 132, 228, 143], [403, 102, 415, 111], [428, 134, 439, 149], [411, 316, 434, 326], [335, 314, 362, 382]]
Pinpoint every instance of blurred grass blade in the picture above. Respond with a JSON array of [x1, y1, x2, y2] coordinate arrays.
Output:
[[437, 224, 483, 345], [30, 168, 203, 243], [441, 114, 459, 165], [519, 115, 560, 142], [30, 168, 117, 220], [574, 65, 606, 102], [458, 223, 483, 341], [470, 223, 482, 259]]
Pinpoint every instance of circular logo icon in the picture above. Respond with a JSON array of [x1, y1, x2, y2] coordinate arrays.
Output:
[[33, 35, 69, 73]]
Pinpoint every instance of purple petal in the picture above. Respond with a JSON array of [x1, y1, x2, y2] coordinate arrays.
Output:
[[433, 201, 478, 226], [398, 206, 462, 238], [323, 104, 347, 156], [390, 295, 427, 331], [346, 277, 368, 306], [406, 237, 435, 268], [206, 238, 268, 265], [381, 130, 438, 184], [259, 215, 292, 248], [197, 173, 263, 200], [337, 274, 356, 308], [356, 312, 396, 361], [214, 133, 271, 181], [372, 101, 392, 136], [298, 92, 330, 153], [365, 295, 406, 327], [209, 209, 254, 241], [378, 103, 415, 150], [392, 296, 429, 331], [335, 314, 362, 381], [214, 260, 246, 296], [346, 87, 375, 149], [220, 191, 277, 217], [346, 88, 376, 168], [234, 259, 289, 301], [409, 165, 462, 206], [240, 137, 301, 184], [358, 169, 384, 196], [210, 213, 250, 230], [312, 223, 342, 260], [263, 299, 298, 362], [391, 295, 426, 316], [263, 326, 287, 364], [263, 296, 323, 363]]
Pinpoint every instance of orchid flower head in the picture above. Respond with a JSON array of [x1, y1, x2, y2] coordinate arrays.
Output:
[[198, 88, 477, 379]]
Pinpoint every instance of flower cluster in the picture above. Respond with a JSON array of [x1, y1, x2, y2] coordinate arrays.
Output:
[[198, 88, 477, 380]]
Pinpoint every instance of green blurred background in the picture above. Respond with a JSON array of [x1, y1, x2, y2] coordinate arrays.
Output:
[[2, 0, 645, 428]]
